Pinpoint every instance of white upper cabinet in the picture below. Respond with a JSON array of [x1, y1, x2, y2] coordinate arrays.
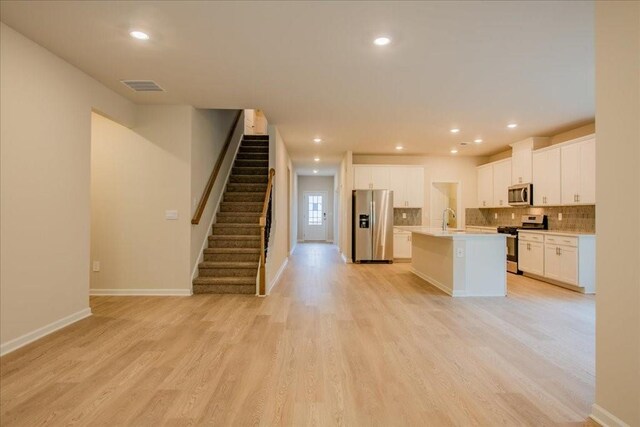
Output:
[[354, 166, 373, 189], [370, 166, 390, 190], [405, 167, 424, 208], [492, 159, 512, 207], [477, 164, 493, 208], [510, 137, 550, 185], [532, 147, 561, 206], [561, 137, 595, 205], [354, 165, 424, 208], [353, 166, 390, 190]]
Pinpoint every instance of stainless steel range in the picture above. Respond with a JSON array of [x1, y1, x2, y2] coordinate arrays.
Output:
[[497, 214, 548, 274]]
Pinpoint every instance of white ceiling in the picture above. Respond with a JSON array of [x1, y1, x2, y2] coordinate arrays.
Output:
[[0, 1, 594, 174]]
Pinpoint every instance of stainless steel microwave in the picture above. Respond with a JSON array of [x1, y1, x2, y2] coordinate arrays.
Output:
[[508, 183, 533, 206]]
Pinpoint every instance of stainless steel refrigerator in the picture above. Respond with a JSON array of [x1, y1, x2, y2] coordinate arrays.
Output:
[[352, 190, 394, 263]]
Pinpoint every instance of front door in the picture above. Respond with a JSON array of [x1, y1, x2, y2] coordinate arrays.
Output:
[[303, 191, 327, 241]]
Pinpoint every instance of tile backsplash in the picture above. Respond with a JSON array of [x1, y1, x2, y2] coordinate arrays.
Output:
[[466, 205, 595, 233], [394, 208, 422, 226]]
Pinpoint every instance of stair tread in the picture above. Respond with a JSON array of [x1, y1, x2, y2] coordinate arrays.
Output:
[[221, 201, 263, 205], [217, 212, 261, 216], [209, 235, 260, 240], [193, 277, 255, 285], [199, 261, 258, 268], [225, 191, 265, 195], [204, 248, 260, 253], [214, 223, 261, 228]]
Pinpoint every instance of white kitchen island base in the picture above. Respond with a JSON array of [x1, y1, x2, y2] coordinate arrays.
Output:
[[402, 229, 507, 297]]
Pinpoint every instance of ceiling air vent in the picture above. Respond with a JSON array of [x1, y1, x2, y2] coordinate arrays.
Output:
[[120, 80, 164, 92]]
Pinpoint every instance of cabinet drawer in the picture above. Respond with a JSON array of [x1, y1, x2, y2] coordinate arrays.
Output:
[[545, 235, 578, 247], [518, 232, 543, 243]]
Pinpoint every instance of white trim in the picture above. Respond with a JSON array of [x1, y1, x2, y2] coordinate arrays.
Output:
[[341, 252, 351, 264], [190, 115, 246, 283], [0, 308, 92, 356], [409, 267, 466, 297], [90, 288, 192, 296], [267, 257, 288, 295], [590, 404, 630, 427], [289, 243, 297, 256]]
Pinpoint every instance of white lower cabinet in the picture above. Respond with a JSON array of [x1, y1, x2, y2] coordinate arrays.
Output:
[[518, 239, 544, 276], [393, 232, 412, 259], [519, 232, 595, 293]]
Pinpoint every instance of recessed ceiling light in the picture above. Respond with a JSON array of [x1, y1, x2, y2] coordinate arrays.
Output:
[[507, 123, 518, 129], [450, 149, 458, 154], [314, 157, 320, 162], [395, 145, 403, 150], [313, 138, 322, 143], [474, 139, 483, 144], [373, 36, 391, 46], [129, 30, 150, 40], [313, 169, 319, 174], [450, 128, 460, 133]]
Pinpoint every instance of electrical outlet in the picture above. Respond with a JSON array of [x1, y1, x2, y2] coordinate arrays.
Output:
[[402, 213, 407, 219], [494, 213, 498, 219], [92, 261, 100, 272], [558, 212, 563, 221], [511, 213, 515, 220]]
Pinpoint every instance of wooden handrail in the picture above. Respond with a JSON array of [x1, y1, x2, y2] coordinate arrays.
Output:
[[259, 168, 276, 295], [191, 109, 243, 225]]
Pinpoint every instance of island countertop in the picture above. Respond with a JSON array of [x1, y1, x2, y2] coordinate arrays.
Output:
[[395, 226, 506, 239]]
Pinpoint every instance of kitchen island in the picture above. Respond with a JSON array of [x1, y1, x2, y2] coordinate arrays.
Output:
[[396, 227, 507, 297]]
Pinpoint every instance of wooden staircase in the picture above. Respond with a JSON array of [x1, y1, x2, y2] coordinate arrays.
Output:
[[193, 135, 269, 294]]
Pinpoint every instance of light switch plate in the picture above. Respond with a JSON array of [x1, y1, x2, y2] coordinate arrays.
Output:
[[494, 213, 498, 219], [456, 248, 464, 258], [92, 261, 100, 272], [511, 213, 515, 219], [402, 213, 407, 219], [558, 212, 563, 221], [165, 210, 179, 220]]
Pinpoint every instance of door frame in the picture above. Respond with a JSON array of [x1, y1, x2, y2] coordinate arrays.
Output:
[[302, 190, 328, 242]]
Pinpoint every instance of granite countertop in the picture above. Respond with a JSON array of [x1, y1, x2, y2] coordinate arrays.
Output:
[[395, 226, 507, 239], [517, 229, 596, 237]]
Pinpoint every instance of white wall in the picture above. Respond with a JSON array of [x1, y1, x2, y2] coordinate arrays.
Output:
[[90, 107, 192, 294], [265, 126, 293, 293], [190, 109, 241, 272], [592, 2, 640, 426], [0, 22, 135, 352], [352, 155, 483, 229], [297, 175, 335, 242]]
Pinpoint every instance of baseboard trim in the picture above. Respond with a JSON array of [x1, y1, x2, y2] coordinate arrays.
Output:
[[409, 267, 465, 297], [90, 289, 192, 296], [267, 258, 288, 295], [0, 308, 92, 356], [340, 252, 352, 264], [590, 404, 630, 427]]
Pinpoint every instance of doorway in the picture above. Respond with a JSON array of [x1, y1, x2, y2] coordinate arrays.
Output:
[[303, 191, 328, 241], [430, 182, 460, 228]]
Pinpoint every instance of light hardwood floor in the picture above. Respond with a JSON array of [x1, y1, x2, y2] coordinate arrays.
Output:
[[1, 243, 597, 426]]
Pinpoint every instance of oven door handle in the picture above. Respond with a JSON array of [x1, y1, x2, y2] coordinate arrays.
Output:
[[521, 187, 527, 203]]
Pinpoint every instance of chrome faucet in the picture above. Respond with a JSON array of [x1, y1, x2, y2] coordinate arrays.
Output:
[[442, 208, 457, 231]]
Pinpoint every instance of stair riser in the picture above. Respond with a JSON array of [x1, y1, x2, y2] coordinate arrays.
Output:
[[238, 147, 269, 154], [220, 203, 262, 212], [242, 135, 269, 140], [234, 160, 269, 168], [209, 239, 260, 249], [204, 253, 260, 262], [236, 153, 269, 160], [229, 175, 268, 184], [224, 194, 264, 202], [193, 284, 255, 294], [232, 167, 268, 176], [212, 227, 261, 236], [241, 141, 269, 147], [216, 216, 261, 224], [198, 267, 257, 277]]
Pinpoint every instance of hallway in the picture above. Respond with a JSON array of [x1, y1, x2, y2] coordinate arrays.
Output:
[[0, 243, 595, 426]]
